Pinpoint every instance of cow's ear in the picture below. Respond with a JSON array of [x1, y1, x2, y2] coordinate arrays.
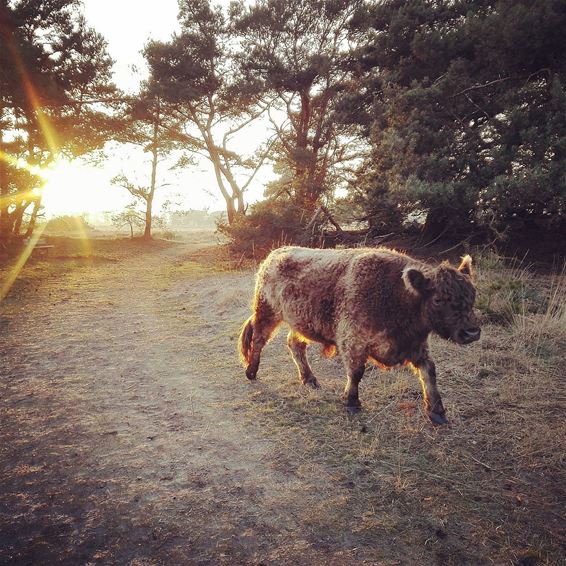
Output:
[[458, 255, 473, 278], [402, 267, 434, 296]]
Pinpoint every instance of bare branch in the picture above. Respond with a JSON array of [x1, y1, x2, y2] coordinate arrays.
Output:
[[222, 104, 270, 146], [451, 76, 515, 98], [241, 137, 277, 192]]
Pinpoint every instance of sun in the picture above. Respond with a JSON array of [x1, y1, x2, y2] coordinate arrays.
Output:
[[41, 159, 120, 217]]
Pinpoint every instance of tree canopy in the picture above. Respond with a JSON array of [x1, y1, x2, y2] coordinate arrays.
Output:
[[0, 0, 118, 242], [144, 0, 272, 225], [343, 0, 566, 239], [2, 0, 565, 249], [235, 0, 366, 212]]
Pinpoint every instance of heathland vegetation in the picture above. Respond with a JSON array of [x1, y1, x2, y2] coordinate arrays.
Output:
[[1, 235, 565, 564]]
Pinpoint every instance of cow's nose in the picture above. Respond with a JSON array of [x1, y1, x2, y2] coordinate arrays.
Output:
[[463, 327, 481, 341]]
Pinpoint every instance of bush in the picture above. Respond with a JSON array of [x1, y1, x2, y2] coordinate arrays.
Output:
[[158, 230, 176, 240], [217, 199, 306, 258], [44, 215, 92, 234], [511, 264, 566, 358]]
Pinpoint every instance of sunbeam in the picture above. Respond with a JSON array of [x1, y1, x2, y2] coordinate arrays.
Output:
[[0, 223, 47, 302], [0, 28, 60, 302]]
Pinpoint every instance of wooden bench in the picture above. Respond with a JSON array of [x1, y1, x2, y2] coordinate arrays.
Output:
[[24, 238, 55, 258]]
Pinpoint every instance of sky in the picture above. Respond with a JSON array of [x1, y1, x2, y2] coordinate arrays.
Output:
[[82, 0, 180, 92], [42, 0, 272, 219]]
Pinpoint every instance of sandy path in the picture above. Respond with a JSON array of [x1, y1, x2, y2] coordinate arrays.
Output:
[[0, 242, 352, 565]]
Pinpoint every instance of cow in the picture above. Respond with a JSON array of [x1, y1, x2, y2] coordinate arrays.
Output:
[[238, 246, 481, 424]]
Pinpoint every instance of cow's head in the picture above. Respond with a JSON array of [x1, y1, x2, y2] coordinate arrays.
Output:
[[403, 255, 481, 344]]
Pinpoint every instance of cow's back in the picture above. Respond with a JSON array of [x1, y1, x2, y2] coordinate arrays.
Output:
[[255, 246, 420, 343], [255, 247, 350, 339]]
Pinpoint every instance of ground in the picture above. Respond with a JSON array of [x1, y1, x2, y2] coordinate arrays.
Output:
[[0, 234, 564, 565]]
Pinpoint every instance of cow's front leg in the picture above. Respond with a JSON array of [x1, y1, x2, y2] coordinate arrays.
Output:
[[342, 364, 365, 413], [413, 358, 447, 425], [338, 335, 367, 412]]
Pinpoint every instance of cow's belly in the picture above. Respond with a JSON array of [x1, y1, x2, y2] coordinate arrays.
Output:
[[288, 320, 335, 346], [276, 290, 336, 344]]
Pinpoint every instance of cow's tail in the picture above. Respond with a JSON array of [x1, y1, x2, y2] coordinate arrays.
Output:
[[239, 316, 254, 366]]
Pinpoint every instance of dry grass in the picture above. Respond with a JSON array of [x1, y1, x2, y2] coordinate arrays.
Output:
[[511, 264, 566, 358], [474, 251, 542, 324], [0, 237, 175, 306]]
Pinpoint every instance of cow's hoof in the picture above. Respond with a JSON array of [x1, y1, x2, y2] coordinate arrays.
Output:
[[245, 368, 257, 381], [303, 379, 320, 389], [428, 411, 448, 425], [346, 405, 362, 414]]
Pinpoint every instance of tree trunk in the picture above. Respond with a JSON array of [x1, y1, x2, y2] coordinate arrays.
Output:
[[235, 189, 245, 217], [144, 194, 153, 239], [205, 132, 240, 225], [293, 90, 321, 213], [24, 197, 41, 238], [0, 147, 10, 245], [225, 196, 236, 225], [143, 99, 160, 240], [12, 201, 27, 236], [209, 153, 236, 224]]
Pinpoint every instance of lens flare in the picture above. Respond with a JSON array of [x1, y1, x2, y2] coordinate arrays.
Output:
[[0, 224, 48, 302], [0, 24, 60, 302]]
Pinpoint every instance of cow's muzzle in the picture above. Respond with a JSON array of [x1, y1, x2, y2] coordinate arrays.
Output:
[[456, 327, 481, 344]]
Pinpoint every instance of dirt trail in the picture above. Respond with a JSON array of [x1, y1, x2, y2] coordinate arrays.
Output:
[[0, 241, 351, 565]]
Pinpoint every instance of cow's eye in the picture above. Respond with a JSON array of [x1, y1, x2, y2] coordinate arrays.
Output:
[[432, 296, 443, 306]]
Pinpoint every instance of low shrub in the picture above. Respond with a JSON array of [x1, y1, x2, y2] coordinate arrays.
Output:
[[43, 215, 92, 234], [217, 199, 306, 258], [474, 251, 566, 357], [474, 251, 543, 324], [158, 230, 176, 241]]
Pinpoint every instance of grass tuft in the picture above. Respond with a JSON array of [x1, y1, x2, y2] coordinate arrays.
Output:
[[511, 262, 566, 358], [475, 251, 543, 324]]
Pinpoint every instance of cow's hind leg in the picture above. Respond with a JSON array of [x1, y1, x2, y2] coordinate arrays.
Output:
[[411, 358, 447, 425], [244, 299, 279, 381], [287, 332, 319, 389]]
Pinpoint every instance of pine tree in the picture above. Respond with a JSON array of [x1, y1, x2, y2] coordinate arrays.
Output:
[[235, 0, 365, 214], [346, 0, 566, 238], [145, 0, 271, 224]]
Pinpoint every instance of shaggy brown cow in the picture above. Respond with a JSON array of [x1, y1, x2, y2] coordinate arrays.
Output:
[[239, 246, 480, 424]]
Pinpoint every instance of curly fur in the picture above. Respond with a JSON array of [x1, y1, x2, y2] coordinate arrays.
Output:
[[238, 246, 480, 421]]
